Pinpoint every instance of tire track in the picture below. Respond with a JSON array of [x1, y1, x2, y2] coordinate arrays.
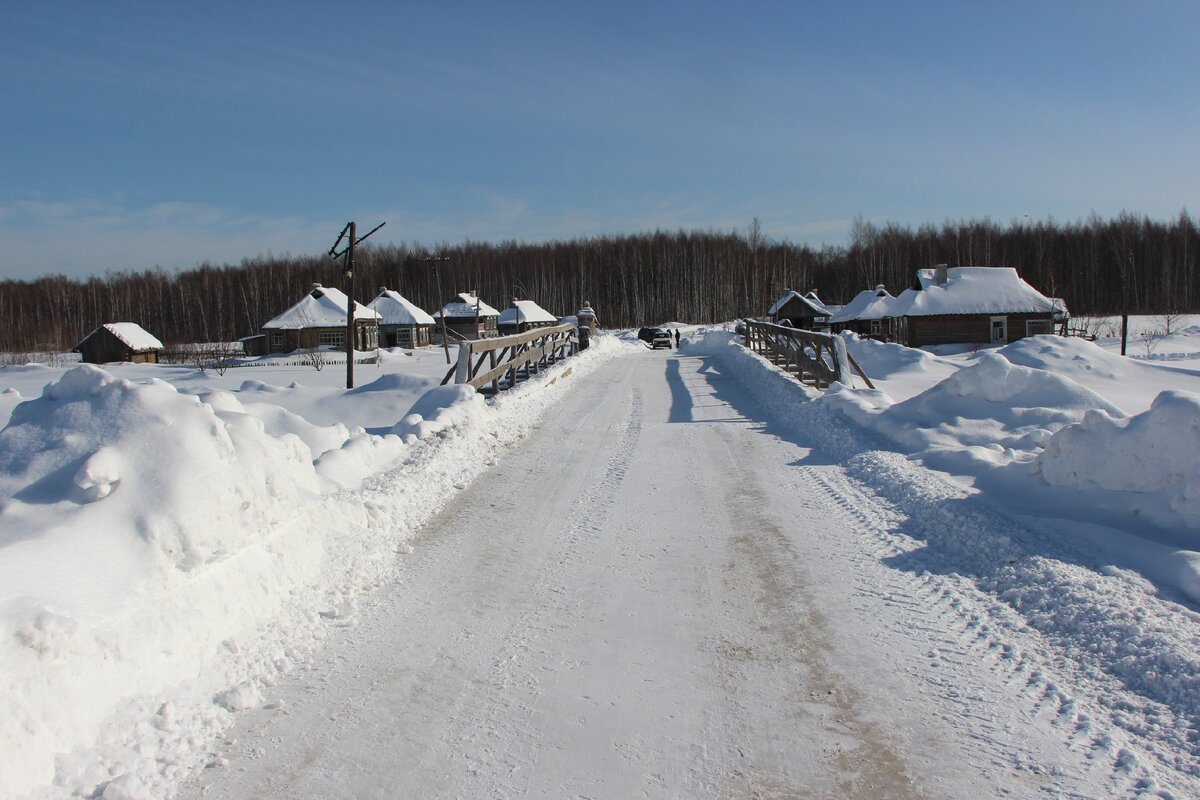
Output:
[[792, 464, 1186, 797], [428, 383, 645, 799]]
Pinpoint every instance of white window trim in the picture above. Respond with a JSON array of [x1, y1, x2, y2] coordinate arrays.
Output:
[[989, 315, 1008, 343], [1026, 319, 1053, 336]]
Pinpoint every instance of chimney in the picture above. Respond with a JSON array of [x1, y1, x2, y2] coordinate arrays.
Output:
[[934, 264, 949, 285]]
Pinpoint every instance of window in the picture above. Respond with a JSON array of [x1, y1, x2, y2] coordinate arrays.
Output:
[[317, 330, 344, 348], [989, 316, 1008, 343], [1026, 319, 1053, 336], [869, 320, 882, 336]]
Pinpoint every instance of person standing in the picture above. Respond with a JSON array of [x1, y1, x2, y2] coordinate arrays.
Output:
[[673, 329, 680, 346]]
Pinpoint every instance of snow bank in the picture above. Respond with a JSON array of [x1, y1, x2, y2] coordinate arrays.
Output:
[[0, 365, 322, 797], [391, 384, 487, 441], [840, 333, 961, 401], [1037, 390, 1200, 528], [0, 335, 631, 799], [1000, 334, 1200, 414], [824, 352, 1125, 473]]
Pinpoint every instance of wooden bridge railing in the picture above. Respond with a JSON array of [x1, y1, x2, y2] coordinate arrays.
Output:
[[741, 320, 874, 390], [441, 322, 579, 394]]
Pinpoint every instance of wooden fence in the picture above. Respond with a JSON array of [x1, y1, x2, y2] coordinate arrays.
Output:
[[741, 320, 874, 390], [441, 323, 578, 394]]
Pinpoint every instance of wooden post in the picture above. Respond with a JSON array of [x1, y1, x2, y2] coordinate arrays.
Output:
[[455, 342, 470, 384], [811, 340, 820, 391]]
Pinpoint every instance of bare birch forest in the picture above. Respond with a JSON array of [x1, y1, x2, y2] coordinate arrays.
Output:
[[0, 211, 1197, 352]]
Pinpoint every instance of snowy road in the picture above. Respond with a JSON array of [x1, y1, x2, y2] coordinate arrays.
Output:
[[183, 346, 1197, 799]]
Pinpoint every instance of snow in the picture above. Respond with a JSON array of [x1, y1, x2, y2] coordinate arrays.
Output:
[[888, 266, 1057, 317], [366, 288, 435, 326], [94, 323, 164, 352], [4, 313, 1200, 798], [1038, 390, 1200, 527], [262, 284, 380, 329]]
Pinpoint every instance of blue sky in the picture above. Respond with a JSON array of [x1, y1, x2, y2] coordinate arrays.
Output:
[[1, 1, 1197, 281]]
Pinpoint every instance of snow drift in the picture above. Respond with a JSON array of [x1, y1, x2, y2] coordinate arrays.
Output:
[[1037, 390, 1200, 528], [0, 365, 324, 797], [824, 351, 1126, 471]]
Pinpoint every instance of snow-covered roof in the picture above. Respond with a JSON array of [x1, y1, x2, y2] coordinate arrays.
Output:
[[434, 292, 500, 319], [888, 267, 1056, 318], [263, 284, 380, 329], [768, 290, 830, 317], [828, 286, 895, 324], [368, 288, 435, 326], [97, 323, 164, 351], [498, 299, 557, 326], [803, 291, 833, 316]]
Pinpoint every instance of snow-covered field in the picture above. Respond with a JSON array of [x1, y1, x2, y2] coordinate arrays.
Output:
[[2, 315, 1200, 798]]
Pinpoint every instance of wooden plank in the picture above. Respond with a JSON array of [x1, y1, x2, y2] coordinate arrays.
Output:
[[458, 323, 576, 355], [465, 339, 558, 390]]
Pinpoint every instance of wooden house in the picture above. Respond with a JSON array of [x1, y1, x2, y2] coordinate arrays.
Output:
[[259, 283, 380, 354], [887, 266, 1057, 347], [368, 287, 435, 348], [433, 292, 500, 341], [498, 298, 558, 335], [768, 289, 831, 330], [828, 285, 894, 338], [74, 323, 164, 364]]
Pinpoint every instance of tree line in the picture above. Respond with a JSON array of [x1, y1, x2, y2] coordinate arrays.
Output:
[[0, 210, 1196, 353]]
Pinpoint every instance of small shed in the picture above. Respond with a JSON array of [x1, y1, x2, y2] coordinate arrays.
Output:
[[768, 289, 831, 330], [433, 292, 500, 341], [828, 285, 895, 338], [368, 287, 435, 348], [260, 283, 380, 354], [498, 298, 558, 335], [74, 323, 165, 364], [887, 266, 1057, 347]]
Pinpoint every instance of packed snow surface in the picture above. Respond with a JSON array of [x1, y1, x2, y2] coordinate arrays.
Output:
[[2, 316, 1200, 798]]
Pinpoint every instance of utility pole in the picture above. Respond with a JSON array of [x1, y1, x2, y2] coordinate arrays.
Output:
[[329, 220, 385, 388], [414, 256, 453, 364], [1120, 251, 1131, 356]]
